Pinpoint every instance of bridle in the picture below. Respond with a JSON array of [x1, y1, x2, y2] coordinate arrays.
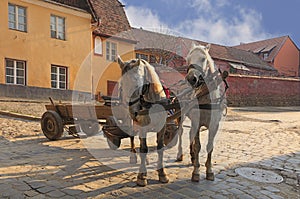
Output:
[[186, 64, 206, 88], [187, 63, 229, 104]]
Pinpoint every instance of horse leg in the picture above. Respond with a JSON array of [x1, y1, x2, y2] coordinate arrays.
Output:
[[137, 132, 148, 186], [190, 118, 201, 182], [191, 130, 201, 182], [157, 126, 169, 183], [190, 140, 195, 164], [129, 136, 137, 164], [205, 126, 218, 181], [205, 149, 214, 181], [176, 124, 184, 161]]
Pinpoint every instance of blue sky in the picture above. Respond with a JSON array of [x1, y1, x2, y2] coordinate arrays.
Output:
[[120, 0, 300, 47]]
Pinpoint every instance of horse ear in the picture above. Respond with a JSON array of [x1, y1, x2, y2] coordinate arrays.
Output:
[[137, 58, 141, 66], [205, 44, 211, 51], [117, 55, 125, 70]]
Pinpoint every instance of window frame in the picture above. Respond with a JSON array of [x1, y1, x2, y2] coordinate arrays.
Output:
[[94, 36, 103, 55], [8, 3, 27, 32], [136, 53, 149, 62], [5, 58, 26, 86], [149, 55, 157, 63], [50, 14, 66, 40], [51, 65, 68, 90], [106, 41, 117, 61], [263, 52, 269, 60]]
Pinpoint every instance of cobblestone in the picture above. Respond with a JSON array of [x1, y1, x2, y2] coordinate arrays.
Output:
[[0, 104, 299, 198]]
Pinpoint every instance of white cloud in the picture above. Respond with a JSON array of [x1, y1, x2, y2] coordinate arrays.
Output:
[[189, 0, 213, 13], [177, 8, 270, 45], [124, 2, 271, 46], [125, 6, 170, 32]]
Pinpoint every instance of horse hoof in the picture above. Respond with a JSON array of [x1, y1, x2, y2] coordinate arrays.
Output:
[[206, 172, 215, 181], [136, 178, 147, 187], [191, 173, 200, 182], [175, 155, 183, 162], [130, 154, 137, 164], [191, 158, 195, 165], [159, 175, 169, 183]]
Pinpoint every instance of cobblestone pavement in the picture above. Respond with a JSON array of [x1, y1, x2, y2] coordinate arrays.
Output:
[[0, 103, 299, 198]]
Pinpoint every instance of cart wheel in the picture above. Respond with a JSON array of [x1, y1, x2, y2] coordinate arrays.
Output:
[[164, 122, 179, 148], [80, 120, 99, 136], [106, 116, 121, 150], [41, 110, 64, 141], [106, 116, 118, 126], [107, 137, 121, 150]]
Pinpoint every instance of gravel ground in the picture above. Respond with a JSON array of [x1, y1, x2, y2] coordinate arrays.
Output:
[[0, 99, 47, 117], [0, 98, 299, 198]]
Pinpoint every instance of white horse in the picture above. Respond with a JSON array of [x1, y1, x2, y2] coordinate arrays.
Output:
[[117, 56, 169, 186], [175, 43, 226, 182]]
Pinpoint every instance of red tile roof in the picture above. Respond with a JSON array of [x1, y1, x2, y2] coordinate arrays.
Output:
[[89, 0, 132, 38], [130, 28, 275, 71], [234, 36, 289, 62], [48, 0, 91, 13], [49, 0, 134, 41]]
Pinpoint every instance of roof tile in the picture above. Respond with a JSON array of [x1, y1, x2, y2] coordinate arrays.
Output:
[[130, 28, 274, 71], [49, 0, 133, 39], [234, 36, 289, 62]]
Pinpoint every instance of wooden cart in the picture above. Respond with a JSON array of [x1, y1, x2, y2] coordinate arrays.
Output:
[[41, 98, 113, 140], [41, 97, 180, 149]]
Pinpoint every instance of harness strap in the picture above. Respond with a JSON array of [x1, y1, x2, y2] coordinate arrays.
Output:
[[128, 97, 141, 107]]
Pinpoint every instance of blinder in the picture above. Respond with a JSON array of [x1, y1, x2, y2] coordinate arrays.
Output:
[[128, 83, 150, 107]]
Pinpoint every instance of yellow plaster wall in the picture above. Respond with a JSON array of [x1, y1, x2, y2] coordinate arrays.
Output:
[[0, 0, 92, 92], [92, 38, 135, 96]]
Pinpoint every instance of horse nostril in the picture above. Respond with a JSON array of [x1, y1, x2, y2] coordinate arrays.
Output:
[[188, 75, 198, 86], [192, 76, 197, 83]]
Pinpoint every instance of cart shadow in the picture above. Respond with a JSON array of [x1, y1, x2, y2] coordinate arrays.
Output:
[[0, 132, 299, 198]]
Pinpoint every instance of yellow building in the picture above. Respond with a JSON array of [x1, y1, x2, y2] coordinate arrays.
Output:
[[0, 0, 135, 99]]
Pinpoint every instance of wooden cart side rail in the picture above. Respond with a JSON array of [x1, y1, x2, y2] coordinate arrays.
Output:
[[45, 104, 113, 120]]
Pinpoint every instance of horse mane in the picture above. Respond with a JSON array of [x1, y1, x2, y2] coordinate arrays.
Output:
[[141, 60, 166, 102], [187, 44, 216, 74]]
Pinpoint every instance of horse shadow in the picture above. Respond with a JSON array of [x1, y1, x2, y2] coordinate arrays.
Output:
[[0, 119, 299, 198]]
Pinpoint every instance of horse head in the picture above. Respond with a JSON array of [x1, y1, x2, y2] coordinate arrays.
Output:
[[186, 43, 215, 88], [117, 56, 166, 122]]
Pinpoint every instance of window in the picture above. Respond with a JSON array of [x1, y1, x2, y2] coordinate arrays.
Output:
[[94, 37, 103, 55], [229, 66, 237, 74], [51, 65, 67, 89], [5, 59, 26, 85], [136, 53, 149, 61], [50, 15, 65, 40], [8, 4, 27, 32], [106, 41, 117, 61], [263, 52, 269, 60], [149, 55, 156, 63]]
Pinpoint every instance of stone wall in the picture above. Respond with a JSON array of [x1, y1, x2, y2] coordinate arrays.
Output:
[[0, 84, 92, 102], [227, 75, 300, 106]]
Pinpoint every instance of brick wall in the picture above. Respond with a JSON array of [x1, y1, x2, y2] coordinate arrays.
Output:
[[227, 75, 300, 106], [1, 76, 300, 106]]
